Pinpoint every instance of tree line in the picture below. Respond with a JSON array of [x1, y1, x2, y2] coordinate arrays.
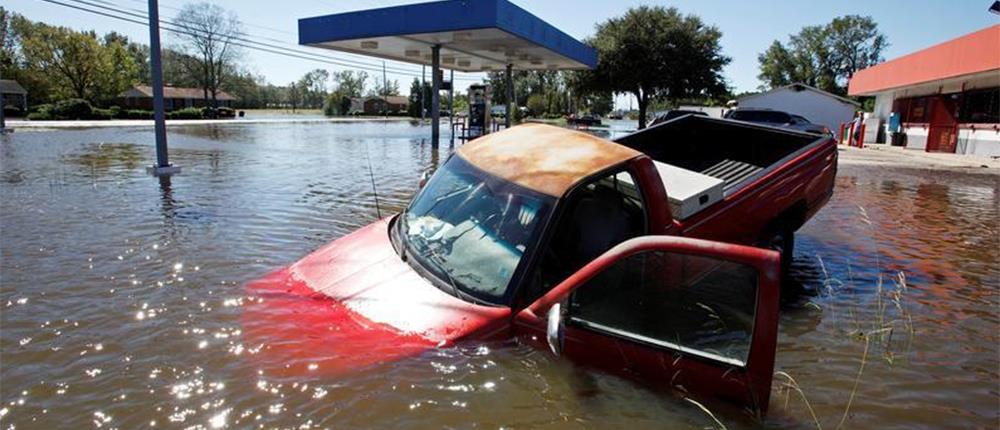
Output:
[[3, 3, 884, 125]]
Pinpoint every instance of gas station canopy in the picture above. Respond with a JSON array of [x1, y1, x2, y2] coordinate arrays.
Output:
[[298, 0, 597, 72]]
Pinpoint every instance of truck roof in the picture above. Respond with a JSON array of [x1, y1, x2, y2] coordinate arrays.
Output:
[[457, 124, 640, 197]]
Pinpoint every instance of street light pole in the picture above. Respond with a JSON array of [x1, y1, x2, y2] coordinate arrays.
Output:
[[146, 0, 179, 175]]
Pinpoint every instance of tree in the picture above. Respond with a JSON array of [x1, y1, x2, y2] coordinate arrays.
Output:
[[324, 70, 367, 116], [575, 6, 729, 129], [297, 68, 329, 108], [286, 81, 302, 112], [368, 78, 399, 97], [18, 23, 136, 104], [828, 15, 887, 80], [758, 15, 886, 95], [173, 2, 243, 107], [104, 32, 149, 84]]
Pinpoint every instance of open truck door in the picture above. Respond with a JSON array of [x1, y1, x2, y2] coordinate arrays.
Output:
[[514, 236, 781, 414]]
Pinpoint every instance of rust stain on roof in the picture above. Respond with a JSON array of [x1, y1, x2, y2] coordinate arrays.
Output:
[[457, 123, 640, 197]]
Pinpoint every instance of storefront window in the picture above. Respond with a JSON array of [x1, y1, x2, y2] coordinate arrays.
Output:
[[958, 88, 999, 124]]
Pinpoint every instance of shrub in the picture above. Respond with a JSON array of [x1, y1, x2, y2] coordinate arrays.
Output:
[[119, 109, 153, 120], [26, 104, 53, 120], [51, 99, 94, 120], [167, 107, 204, 120], [90, 108, 116, 120], [26, 111, 52, 121]]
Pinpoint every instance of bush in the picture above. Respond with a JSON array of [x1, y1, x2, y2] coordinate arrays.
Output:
[[90, 108, 116, 120], [51, 99, 94, 120], [26, 104, 53, 120], [119, 109, 153, 120], [167, 107, 204, 120], [26, 111, 52, 121]]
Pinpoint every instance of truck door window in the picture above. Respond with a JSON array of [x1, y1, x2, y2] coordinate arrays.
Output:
[[568, 250, 758, 366], [524, 170, 647, 302]]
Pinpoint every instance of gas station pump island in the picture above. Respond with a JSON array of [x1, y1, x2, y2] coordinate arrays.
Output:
[[298, 0, 597, 146], [467, 84, 492, 139]]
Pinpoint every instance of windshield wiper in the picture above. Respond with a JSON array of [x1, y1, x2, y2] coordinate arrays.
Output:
[[419, 241, 472, 302]]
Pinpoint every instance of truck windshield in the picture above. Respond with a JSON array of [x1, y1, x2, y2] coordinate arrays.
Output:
[[397, 155, 554, 305]]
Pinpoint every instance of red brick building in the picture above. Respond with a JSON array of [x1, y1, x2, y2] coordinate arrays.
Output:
[[118, 85, 236, 111]]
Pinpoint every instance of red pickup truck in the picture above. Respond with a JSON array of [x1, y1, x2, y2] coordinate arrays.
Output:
[[245, 116, 837, 414]]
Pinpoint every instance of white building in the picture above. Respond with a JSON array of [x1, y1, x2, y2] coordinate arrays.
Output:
[[738, 83, 859, 139], [848, 24, 999, 156]]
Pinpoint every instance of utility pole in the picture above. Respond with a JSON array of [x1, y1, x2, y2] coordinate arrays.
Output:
[[146, 0, 179, 175]]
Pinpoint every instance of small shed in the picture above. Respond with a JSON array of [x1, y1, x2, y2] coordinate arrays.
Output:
[[1, 79, 28, 113], [738, 83, 859, 139]]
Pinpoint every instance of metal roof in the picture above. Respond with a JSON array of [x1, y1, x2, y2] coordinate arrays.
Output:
[[298, 0, 597, 72], [0, 79, 27, 95], [120, 85, 237, 101], [741, 83, 860, 106]]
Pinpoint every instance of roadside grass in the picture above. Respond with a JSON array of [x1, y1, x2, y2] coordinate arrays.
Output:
[[771, 205, 916, 429]]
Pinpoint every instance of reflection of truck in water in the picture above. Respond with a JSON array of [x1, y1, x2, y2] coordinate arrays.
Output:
[[246, 115, 837, 415]]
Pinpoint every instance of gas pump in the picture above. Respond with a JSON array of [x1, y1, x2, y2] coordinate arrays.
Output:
[[467, 84, 491, 139]]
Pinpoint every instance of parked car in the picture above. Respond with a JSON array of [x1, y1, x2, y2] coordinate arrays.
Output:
[[566, 113, 602, 127], [650, 109, 708, 126], [724, 108, 832, 136], [246, 117, 837, 415]]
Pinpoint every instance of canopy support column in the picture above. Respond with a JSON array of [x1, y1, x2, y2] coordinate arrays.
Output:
[[146, 0, 179, 175], [505, 63, 513, 129], [431, 44, 441, 148], [448, 69, 454, 145]]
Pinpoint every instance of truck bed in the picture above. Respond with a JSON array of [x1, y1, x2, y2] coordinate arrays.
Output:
[[615, 115, 824, 195]]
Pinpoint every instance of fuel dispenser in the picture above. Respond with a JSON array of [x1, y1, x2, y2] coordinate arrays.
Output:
[[467, 84, 491, 139]]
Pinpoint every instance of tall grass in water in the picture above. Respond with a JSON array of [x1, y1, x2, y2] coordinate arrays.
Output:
[[774, 205, 916, 429]]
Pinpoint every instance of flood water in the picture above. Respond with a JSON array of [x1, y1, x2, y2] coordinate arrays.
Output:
[[1, 121, 997, 429]]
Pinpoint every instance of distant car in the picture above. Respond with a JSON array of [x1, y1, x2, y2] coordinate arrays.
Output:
[[566, 113, 602, 126], [724, 108, 831, 136], [651, 110, 708, 126]]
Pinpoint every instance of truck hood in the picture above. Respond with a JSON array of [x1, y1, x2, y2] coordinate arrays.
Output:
[[242, 217, 511, 376]]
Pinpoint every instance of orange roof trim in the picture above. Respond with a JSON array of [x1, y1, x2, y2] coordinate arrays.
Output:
[[457, 123, 640, 197], [848, 24, 1000, 96]]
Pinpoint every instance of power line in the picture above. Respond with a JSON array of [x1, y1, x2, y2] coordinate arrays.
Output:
[[65, 0, 473, 79], [36, 0, 485, 83]]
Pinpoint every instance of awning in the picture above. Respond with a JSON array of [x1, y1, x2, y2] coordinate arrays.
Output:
[[298, 0, 597, 72]]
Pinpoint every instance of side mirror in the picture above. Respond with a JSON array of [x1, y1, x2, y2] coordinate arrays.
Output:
[[546, 302, 564, 356], [418, 170, 432, 189]]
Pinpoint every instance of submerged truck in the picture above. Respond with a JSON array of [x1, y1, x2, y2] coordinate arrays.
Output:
[[246, 115, 837, 414]]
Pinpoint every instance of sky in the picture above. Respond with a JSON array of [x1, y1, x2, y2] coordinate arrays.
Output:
[[8, 0, 999, 109]]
